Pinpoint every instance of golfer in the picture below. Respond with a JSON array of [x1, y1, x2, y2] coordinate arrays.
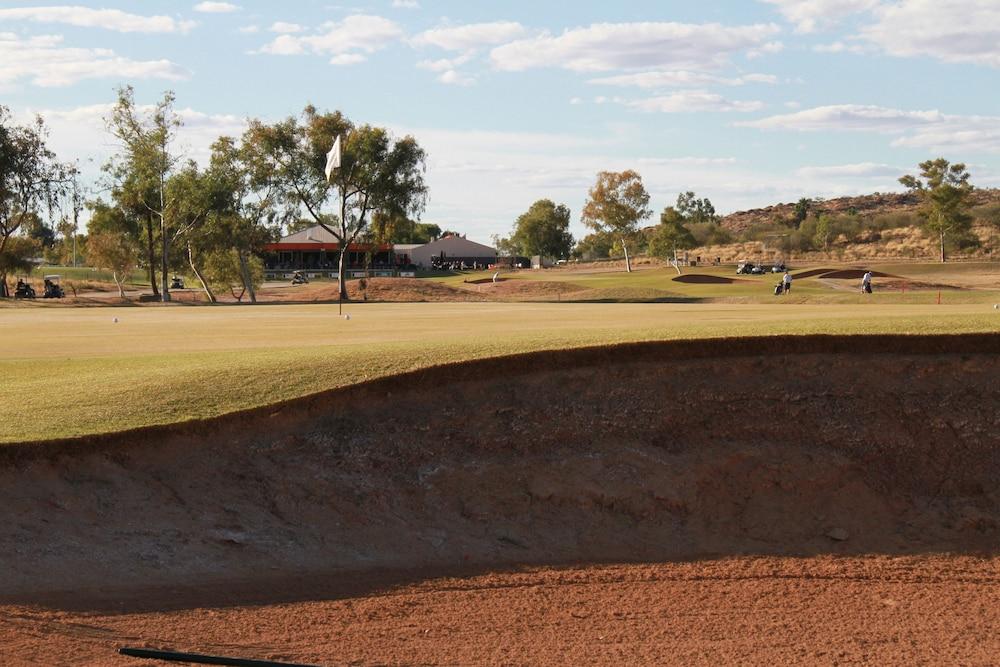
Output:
[[861, 270, 873, 294], [782, 271, 792, 294]]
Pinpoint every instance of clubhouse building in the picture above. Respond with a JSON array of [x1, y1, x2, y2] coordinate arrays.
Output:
[[263, 225, 497, 279]]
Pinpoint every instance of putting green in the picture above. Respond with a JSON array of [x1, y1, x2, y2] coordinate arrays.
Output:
[[1, 301, 997, 443]]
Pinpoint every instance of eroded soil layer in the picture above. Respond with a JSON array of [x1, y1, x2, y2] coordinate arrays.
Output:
[[1, 335, 998, 664]]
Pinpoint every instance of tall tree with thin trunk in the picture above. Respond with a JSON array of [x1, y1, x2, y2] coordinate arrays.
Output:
[[0, 106, 72, 297], [581, 171, 651, 273], [105, 86, 182, 301], [248, 106, 428, 300], [899, 158, 973, 263]]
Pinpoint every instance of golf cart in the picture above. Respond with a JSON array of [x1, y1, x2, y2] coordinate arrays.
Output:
[[290, 271, 309, 285], [737, 261, 766, 275], [170, 275, 185, 289], [771, 262, 787, 273], [13, 277, 36, 299], [42, 275, 65, 298]]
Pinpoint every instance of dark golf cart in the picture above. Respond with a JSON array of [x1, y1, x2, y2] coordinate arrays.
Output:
[[291, 271, 309, 285], [14, 277, 36, 299], [42, 275, 65, 298], [170, 275, 185, 289]]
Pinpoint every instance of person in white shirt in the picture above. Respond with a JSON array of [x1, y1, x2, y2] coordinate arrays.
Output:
[[861, 271, 873, 294], [782, 271, 792, 294]]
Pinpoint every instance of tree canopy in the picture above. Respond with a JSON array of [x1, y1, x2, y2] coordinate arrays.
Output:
[[581, 170, 651, 272], [899, 158, 974, 262], [508, 199, 574, 259], [248, 105, 428, 299]]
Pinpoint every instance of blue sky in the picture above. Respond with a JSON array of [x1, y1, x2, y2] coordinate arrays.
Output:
[[2, 0, 999, 241]]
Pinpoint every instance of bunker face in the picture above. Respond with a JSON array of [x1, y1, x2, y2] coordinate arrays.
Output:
[[2, 336, 999, 664]]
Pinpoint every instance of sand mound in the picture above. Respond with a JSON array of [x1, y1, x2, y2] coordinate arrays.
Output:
[[672, 274, 742, 284], [2, 334, 998, 607], [477, 280, 582, 299]]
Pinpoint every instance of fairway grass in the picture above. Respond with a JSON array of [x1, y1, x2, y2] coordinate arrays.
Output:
[[1, 302, 998, 443]]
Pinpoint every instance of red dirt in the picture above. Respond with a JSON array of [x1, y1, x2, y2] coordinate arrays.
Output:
[[2, 335, 999, 665]]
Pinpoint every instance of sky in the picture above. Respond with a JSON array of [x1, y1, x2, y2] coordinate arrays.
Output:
[[2, 0, 999, 242]]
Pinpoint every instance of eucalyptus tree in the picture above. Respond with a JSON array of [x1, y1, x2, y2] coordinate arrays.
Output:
[[105, 86, 183, 301], [581, 170, 652, 273], [899, 158, 974, 263], [247, 105, 428, 300], [0, 106, 73, 297]]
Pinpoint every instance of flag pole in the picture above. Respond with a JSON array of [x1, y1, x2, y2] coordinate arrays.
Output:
[[325, 135, 343, 316]]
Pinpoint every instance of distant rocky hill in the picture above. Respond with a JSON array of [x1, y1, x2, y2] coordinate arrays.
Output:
[[720, 188, 1000, 234]]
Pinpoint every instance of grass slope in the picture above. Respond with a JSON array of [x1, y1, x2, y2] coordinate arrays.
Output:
[[1, 301, 998, 443]]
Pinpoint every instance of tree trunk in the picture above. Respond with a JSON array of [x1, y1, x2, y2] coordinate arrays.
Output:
[[337, 245, 349, 301], [0, 273, 7, 299], [145, 216, 159, 297], [160, 214, 171, 302], [621, 238, 632, 273], [237, 250, 257, 304], [113, 272, 127, 299], [940, 229, 946, 263], [187, 242, 215, 303]]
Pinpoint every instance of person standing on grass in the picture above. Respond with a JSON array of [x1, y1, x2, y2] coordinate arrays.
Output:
[[861, 270, 873, 294], [782, 271, 792, 295]]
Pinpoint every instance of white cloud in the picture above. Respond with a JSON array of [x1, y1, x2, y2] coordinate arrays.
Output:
[[0, 6, 196, 33], [759, 0, 879, 33], [813, 41, 866, 54], [438, 69, 475, 86], [416, 53, 474, 73], [391, 0, 420, 8], [588, 70, 778, 88], [796, 162, 904, 178], [270, 21, 303, 34], [329, 53, 366, 66], [740, 104, 1000, 154], [238, 25, 259, 34], [257, 15, 402, 61], [861, 0, 1000, 68], [627, 90, 765, 113], [737, 104, 945, 132], [490, 21, 781, 72], [194, 2, 240, 13], [413, 21, 527, 51], [0, 33, 188, 88]]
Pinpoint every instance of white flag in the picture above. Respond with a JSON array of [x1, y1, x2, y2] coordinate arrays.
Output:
[[324, 135, 341, 181]]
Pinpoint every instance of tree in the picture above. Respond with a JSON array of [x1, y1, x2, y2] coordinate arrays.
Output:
[[900, 159, 973, 262], [105, 86, 183, 301], [676, 191, 718, 224], [580, 170, 651, 273], [205, 134, 287, 303], [509, 199, 574, 259], [648, 207, 696, 269], [204, 248, 264, 302], [248, 106, 428, 300], [813, 213, 832, 251], [792, 198, 813, 227], [87, 229, 138, 298], [0, 107, 72, 297]]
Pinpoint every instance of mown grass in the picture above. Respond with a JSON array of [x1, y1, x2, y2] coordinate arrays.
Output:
[[1, 301, 997, 443]]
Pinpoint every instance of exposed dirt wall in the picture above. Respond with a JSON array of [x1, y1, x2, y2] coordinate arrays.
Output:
[[1, 335, 998, 605]]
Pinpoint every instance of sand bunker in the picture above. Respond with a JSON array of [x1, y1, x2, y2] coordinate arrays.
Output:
[[671, 274, 743, 284], [2, 334, 998, 664]]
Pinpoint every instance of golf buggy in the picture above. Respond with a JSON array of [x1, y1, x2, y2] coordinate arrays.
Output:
[[13, 277, 36, 299], [290, 271, 309, 285], [737, 261, 766, 275], [42, 275, 65, 298], [170, 275, 185, 289]]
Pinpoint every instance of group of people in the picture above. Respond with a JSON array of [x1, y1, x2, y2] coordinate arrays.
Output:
[[774, 270, 874, 296]]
